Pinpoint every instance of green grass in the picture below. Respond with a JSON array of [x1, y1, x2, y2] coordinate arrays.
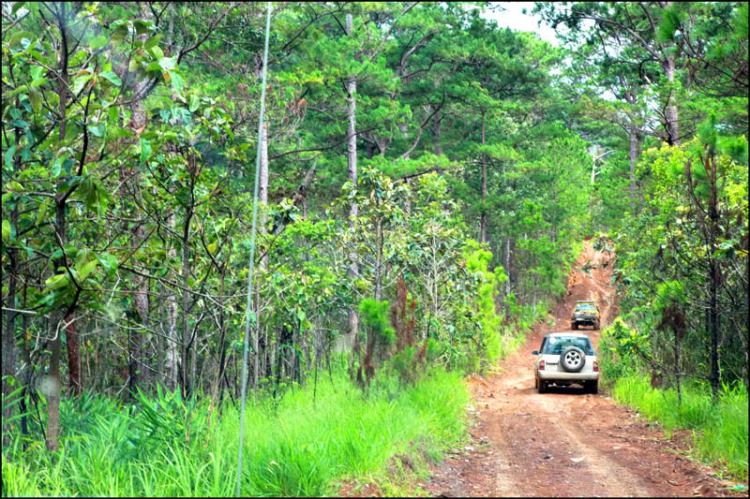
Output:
[[1, 368, 469, 497], [609, 374, 748, 481]]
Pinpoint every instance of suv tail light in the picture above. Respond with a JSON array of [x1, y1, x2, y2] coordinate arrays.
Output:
[[593, 360, 599, 372], [539, 360, 545, 371]]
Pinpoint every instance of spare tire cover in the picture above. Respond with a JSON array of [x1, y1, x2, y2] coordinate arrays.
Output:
[[560, 346, 586, 372]]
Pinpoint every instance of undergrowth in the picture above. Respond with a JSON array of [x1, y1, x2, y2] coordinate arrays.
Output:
[[608, 375, 748, 481], [1, 367, 468, 497], [598, 321, 748, 482]]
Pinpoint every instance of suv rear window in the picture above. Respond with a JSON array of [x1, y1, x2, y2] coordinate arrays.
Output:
[[543, 336, 595, 355], [575, 303, 596, 311]]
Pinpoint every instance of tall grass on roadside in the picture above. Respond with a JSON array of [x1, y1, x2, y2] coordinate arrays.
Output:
[[1, 368, 468, 497], [610, 374, 748, 481]]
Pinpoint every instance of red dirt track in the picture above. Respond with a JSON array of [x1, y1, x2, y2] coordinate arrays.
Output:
[[422, 241, 746, 498]]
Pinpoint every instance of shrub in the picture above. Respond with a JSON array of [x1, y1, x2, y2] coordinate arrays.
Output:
[[1, 368, 469, 497]]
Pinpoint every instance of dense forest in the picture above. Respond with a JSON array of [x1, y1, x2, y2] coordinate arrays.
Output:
[[1, 1, 747, 496]]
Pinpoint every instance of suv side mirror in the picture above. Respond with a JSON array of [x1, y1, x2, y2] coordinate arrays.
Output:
[[532, 350, 539, 355]]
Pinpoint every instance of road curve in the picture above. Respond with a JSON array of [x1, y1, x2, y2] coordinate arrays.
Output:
[[423, 241, 739, 498]]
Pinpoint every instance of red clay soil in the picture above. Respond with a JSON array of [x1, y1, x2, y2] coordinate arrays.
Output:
[[420, 241, 747, 498]]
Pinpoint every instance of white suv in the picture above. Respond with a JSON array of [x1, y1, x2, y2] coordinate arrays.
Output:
[[532, 332, 599, 394]]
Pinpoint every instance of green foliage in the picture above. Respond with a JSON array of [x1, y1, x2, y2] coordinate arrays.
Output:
[[1, 370, 468, 497], [388, 346, 417, 384], [609, 376, 748, 480], [463, 241, 506, 365], [613, 136, 748, 389], [359, 299, 395, 347], [598, 319, 642, 382], [653, 280, 687, 311], [5, 2, 744, 492]]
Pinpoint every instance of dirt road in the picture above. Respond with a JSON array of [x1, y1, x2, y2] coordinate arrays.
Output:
[[423, 241, 741, 498]]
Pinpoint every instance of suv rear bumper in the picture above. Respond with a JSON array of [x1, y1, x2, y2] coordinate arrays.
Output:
[[537, 371, 599, 381], [573, 316, 598, 325]]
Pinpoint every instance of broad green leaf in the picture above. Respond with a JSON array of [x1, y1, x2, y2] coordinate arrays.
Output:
[[97, 253, 119, 273], [133, 19, 152, 35], [72, 74, 92, 94], [8, 31, 34, 47], [150, 46, 164, 60], [170, 72, 184, 92], [99, 71, 122, 87], [12, 2, 26, 15], [77, 259, 99, 281], [1, 220, 11, 242], [90, 34, 108, 50], [88, 123, 105, 137], [68, 49, 87, 67], [140, 137, 151, 164], [35, 202, 48, 227], [6, 181, 23, 192], [37, 291, 61, 308], [108, 105, 119, 125], [158, 57, 176, 71], [45, 273, 69, 290], [110, 23, 130, 46], [145, 34, 162, 50], [109, 128, 133, 138], [4, 145, 17, 168], [51, 157, 62, 177]]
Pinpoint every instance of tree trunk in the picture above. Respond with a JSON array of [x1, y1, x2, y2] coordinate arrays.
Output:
[[434, 107, 444, 174], [191, 318, 197, 393], [214, 265, 228, 404], [480, 111, 488, 244], [180, 212, 193, 398], [629, 126, 638, 212], [256, 121, 269, 389], [345, 13, 359, 350], [129, 233, 149, 393], [3, 135, 22, 440], [675, 325, 682, 406], [48, 8, 71, 450], [504, 235, 512, 297], [118, 4, 152, 396], [65, 312, 81, 397], [374, 219, 383, 301], [434, 108, 442, 156], [46, 315, 62, 452], [591, 149, 598, 185], [707, 156, 720, 400], [157, 285, 165, 385], [253, 297, 261, 392], [268, 328, 275, 384], [165, 213, 179, 391], [48, 199, 70, 452], [661, 55, 679, 145], [19, 282, 32, 440], [2, 218, 18, 445], [259, 121, 269, 258]]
